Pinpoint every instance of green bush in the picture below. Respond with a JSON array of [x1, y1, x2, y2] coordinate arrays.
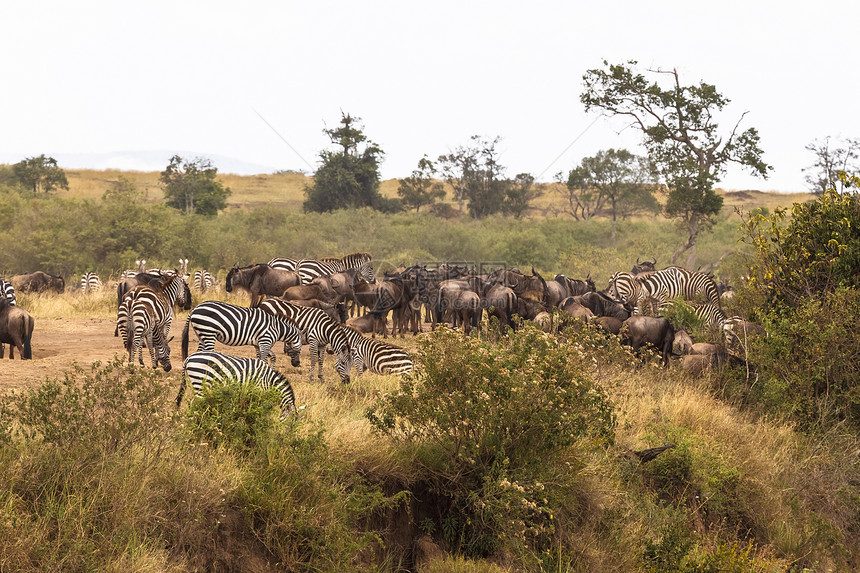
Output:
[[367, 325, 616, 559], [184, 377, 283, 454]]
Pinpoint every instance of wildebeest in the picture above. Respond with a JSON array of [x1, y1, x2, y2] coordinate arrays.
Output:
[[282, 284, 333, 304], [346, 313, 386, 336], [483, 283, 517, 332], [487, 267, 548, 305], [0, 299, 34, 359], [225, 263, 301, 308], [10, 271, 65, 294], [631, 257, 658, 275], [622, 315, 676, 366], [679, 352, 736, 375], [575, 291, 631, 321], [673, 328, 694, 355], [592, 316, 623, 335], [547, 274, 596, 307]]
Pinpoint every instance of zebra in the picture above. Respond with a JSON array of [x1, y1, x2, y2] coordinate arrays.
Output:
[[116, 273, 188, 371], [340, 325, 413, 377], [665, 300, 743, 345], [0, 279, 15, 305], [267, 257, 299, 271], [192, 269, 217, 292], [120, 259, 146, 280], [180, 300, 302, 366], [296, 252, 375, 285], [177, 351, 297, 420], [607, 271, 645, 312], [80, 272, 103, 293], [258, 298, 352, 383], [638, 267, 721, 311]]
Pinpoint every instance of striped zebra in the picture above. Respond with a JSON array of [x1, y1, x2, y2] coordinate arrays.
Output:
[[192, 269, 217, 292], [258, 298, 352, 383], [610, 267, 720, 314], [340, 325, 413, 377], [180, 300, 302, 366], [267, 257, 299, 271], [0, 279, 15, 305], [177, 351, 297, 420], [117, 273, 188, 371], [120, 259, 147, 280], [80, 272, 103, 293], [296, 252, 375, 285], [665, 300, 743, 345]]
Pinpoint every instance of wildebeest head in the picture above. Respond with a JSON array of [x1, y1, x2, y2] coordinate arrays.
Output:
[[631, 257, 657, 275]]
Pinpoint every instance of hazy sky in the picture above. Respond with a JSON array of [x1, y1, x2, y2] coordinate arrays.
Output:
[[3, 1, 858, 192]]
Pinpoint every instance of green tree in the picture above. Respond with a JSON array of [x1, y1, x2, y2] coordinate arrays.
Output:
[[501, 173, 538, 219], [303, 112, 388, 212], [160, 155, 231, 216], [12, 154, 69, 194], [563, 149, 658, 238], [397, 155, 445, 212], [438, 135, 531, 219], [581, 60, 771, 267]]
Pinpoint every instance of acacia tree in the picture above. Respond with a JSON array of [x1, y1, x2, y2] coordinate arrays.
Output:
[[581, 60, 771, 267], [13, 154, 69, 194], [564, 149, 658, 239], [397, 155, 445, 212], [803, 136, 860, 195], [160, 155, 231, 216], [304, 112, 389, 212], [437, 135, 532, 219]]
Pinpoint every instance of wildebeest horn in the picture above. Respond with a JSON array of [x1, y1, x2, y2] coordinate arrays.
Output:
[[636, 257, 640, 264]]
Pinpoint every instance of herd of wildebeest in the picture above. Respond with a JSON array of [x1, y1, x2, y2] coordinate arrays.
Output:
[[1, 253, 758, 406]]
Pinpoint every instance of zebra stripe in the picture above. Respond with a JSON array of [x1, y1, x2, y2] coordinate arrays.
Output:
[[117, 274, 187, 371], [181, 300, 302, 365], [341, 325, 413, 377], [0, 279, 16, 306], [80, 272, 103, 293], [192, 270, 217, 292], [607, 271, 644, 311], [178, 351, 296, 419], [268, 257, 299, 272], [296, 252, 375, 285], [258, 298, 352, 383], [638, 267, 721, 310]]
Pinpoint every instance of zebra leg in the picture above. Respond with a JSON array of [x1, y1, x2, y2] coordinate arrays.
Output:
[[145, 331, 159, 369]]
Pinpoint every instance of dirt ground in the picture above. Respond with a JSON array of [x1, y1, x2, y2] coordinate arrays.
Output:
[[0, 318, 164, 392]]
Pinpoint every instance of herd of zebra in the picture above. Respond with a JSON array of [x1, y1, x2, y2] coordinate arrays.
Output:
[[4, 251, 754, 418]]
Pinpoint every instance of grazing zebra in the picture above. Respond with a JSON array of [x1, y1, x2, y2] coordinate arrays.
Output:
[[180, 300, 302, 366], [177, 351, 297, 420], [340, 325, 413, 377], [0, 279, 15, 305], [192, 269, 217, 292], [117, 273, 188, 371], [610, 267, 720, 314], [296, 252, 375, 285], [258, 298, 352, 383], [267, 257, 299, 271], [80, 272, 103, 293]]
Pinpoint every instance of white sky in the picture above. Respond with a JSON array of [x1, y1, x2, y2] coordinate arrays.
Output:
[[2, 1, 858, 192]]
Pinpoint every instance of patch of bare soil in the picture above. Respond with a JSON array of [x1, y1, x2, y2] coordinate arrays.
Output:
[[0, 318, 194, 392]]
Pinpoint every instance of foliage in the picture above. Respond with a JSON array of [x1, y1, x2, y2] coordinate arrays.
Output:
[[437, 135, 536, 219], [741, 181, 860, 307], [12, 154, 69, 194], [581, 60, 771, 266], [560, 148, 659, 237], [803, 136, 860, 195], [160, 155, 231, 216], [398, 155, 446, 212], [367, 326, 615, 559], [303, 112, 390, 212], [184, 377, 283, 454]]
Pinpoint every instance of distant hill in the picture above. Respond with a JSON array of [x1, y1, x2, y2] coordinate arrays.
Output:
[[0, 150, 283, 176]]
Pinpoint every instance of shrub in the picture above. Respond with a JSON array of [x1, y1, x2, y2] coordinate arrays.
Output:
[[366, 325, 616, 559]]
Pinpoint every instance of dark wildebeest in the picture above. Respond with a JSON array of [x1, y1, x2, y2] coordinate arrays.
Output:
[[483, 283, 517, 333], [487, 267, 548, 306], [11, 271, 65, 295], [282, 284, 334, 304], [0, 299, 34, 359], [355, 278, 419, 337], [226, 264, 301, 308], [346, 313, 386, 336], [434, 276, 485, 329], [673, 328, 694, 355], [680, 352, 735, 375], [622, 315, 676, 367], [631, 257, 658, 276], [547, 274, 596, 307], [592, 316, 623, 335], [575, 291, 631, 321], [290, 298, 346, 323]]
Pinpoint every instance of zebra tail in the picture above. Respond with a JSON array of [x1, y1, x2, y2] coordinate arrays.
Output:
[[181, 317, 191, 360]]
